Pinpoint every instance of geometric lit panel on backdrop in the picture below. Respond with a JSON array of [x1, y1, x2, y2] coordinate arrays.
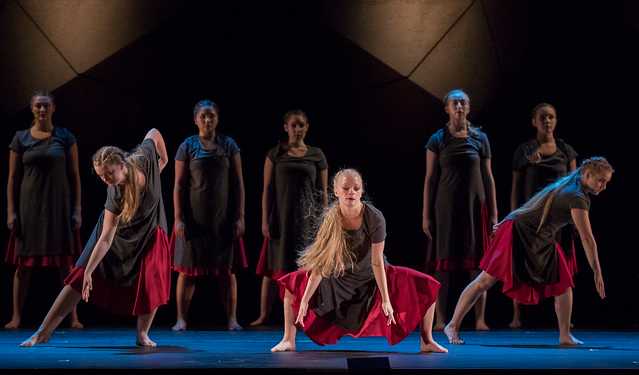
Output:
[[324, 0, 472, 77], [0, 0, 76, 112], [19, 0, 181, 73], [410, 0, 498, 111]]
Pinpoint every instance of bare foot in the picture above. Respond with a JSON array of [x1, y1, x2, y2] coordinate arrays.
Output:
[[249, 316, 267, 327], [444, 324, 464, 344], [4, 319, 20, 330], [70, 320, 84, 329], [508, 319, 522, 329], [228, 320, 243, 331], [420, 338, 448, 353], [270, 339, 295, 352], [136, 333, 157, 347], [20, 331, 50, 347], [433, 321, 445, 331], [559, 333, 583, 346], [475, 320, 490, 331], [171, 319, 187, 331]]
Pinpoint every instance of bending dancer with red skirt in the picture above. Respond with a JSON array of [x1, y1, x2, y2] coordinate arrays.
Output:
[[21, 129, 170, 347], [445, 157, 612, 345], [271, 169, 447, 353]]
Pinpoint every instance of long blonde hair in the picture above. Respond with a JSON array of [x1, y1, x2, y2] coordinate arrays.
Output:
[[297, 169, 362, 277], [508, 156, 614, 232], [92, 146, 145, 223]]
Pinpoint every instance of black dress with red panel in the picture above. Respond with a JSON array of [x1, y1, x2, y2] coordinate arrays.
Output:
[[170, 134, 247, 277], [278, 203, 440, 345], [65, 139, 170, 315], [481, 178, 589, 304], [5, 127, 82, 268], [425, 126, 492, 272]]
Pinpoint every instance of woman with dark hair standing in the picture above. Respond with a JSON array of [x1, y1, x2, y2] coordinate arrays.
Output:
[[422, 89, 498, 330], [509, 103, 578, 328], [251, 110, 328, 326], [171, 100, 247, 331], [21, 128, 169, 347], [5, 91, 83, 329], [445, 157, 612, 345]]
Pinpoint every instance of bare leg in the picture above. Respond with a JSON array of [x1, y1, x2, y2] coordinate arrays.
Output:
[[59, 268, 83, 329], [433, 271, 448, 330], [270, 289, 296, 352], [250, 276, 272, 326], [172, 273, 195, 331], [419, 302, 448, 353], [472, 270, 490, 331], [220, 272, 242, 330], [20, 286, 81, 346], [555, 288, 582, 345], [137, 307, 158, 347], [5, 267, 31, 329], [509, 300, 522, 328], [444, 271, 497, 344]]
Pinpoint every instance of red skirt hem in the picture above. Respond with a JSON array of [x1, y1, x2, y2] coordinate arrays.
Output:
[[65, 227, 170, 316], [170, 235, 249, 277], [255, 237, 287, 280], [276, 265, 440, 346], [430, 204, 491, 272], [479, 220, 574, 305], [5, 229, 82, 268]]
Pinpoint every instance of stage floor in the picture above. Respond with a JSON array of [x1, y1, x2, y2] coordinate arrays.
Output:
[[1, 328, 638, 373]]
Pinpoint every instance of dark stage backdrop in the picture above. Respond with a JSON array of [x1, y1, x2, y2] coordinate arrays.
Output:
[[1, 1, 636, 330]]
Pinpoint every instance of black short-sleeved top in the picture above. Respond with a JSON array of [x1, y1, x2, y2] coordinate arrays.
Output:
[[312, 203, 387, 330], [513, 138, 577, 203], [509, 178, 589, 284]]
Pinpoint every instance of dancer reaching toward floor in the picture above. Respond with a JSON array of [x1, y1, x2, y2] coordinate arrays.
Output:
[[21, 128, 170, 347], [445, 157, 612, 345], [271, 169, 447, 353]]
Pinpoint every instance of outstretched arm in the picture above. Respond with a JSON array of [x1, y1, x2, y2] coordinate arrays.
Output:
[[144, 128, 168, 172], [82, 209, 119, 301], [571, 208, 605, 299], [371, 241, 396, 325], [295, 270, 322, 326]]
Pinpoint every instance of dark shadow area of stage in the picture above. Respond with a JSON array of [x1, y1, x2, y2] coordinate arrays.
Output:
[[0, 0, 638, 336], [1, 329, 639, 374]]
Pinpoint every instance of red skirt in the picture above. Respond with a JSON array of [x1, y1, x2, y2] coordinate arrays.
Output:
[[479, 220, 574, 305], [255, 237, 287, 280], [276, 265, 440, 346], [4, 229, 82, 268], [65, 227, 170, 316], [170, 233, 249, 277]]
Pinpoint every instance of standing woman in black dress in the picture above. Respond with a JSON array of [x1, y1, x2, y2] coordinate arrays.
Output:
[[271, 169, 446, 353], [422, 89, 498, 330], [171, 100, 247, 331], [5, 91, 83, 329], [445, 157, 612, 345], [21, 128, 169, 347], [509, 103, 578, 328], [251, 110, 328, 326]]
